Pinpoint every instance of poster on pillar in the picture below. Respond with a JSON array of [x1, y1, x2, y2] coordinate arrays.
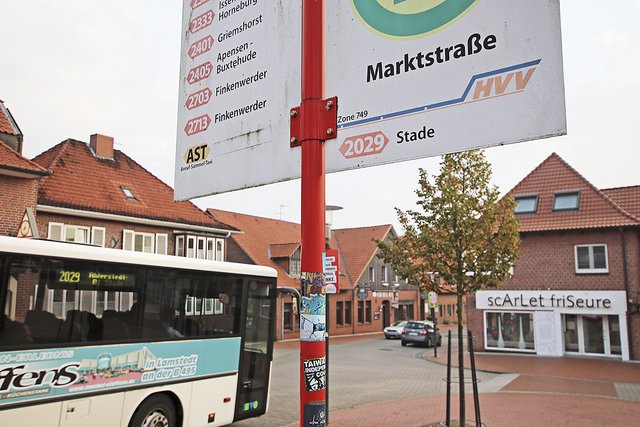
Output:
[[324, 0, 566, 173]]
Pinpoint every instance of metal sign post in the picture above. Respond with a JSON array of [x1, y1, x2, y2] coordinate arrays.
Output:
[[290, 1, 337, 425]]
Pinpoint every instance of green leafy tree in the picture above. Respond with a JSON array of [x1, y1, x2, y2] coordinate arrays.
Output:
[[376, 150, 520, 425]]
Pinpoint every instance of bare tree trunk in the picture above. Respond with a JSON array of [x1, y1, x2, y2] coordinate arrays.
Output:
[[457, 291, 465, 426]]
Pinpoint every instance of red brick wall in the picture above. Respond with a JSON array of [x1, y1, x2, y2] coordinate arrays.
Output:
[[0, 176, 40, 236]]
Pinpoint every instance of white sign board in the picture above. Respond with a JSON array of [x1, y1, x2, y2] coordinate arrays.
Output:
[[175, 0, 301, 200], [476, 291, 627, 314], [325, 0, 566, 173], [175, 0, 566, 199]]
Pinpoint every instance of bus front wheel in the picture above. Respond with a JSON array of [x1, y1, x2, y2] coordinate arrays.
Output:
[[130, 394, 177, 427]]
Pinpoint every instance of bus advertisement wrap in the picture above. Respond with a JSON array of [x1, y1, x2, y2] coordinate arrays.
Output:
[[0, 338, 241, 407]]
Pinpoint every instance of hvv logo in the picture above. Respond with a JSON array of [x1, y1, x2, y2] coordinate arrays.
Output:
[[471, 62, 538, 101]]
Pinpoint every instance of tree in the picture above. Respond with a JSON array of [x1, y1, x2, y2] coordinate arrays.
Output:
[[376, 150, 520, 425]]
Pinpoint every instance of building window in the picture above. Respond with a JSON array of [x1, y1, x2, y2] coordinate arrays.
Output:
[[514, 195, 538, 214], [48, 223, 106, 246], [345, 301, 352, 325], [381, 265, 388, 283], [284, 303, 294, 331], [575, 244, 608, 274], [336, 301, 344, 326], [176, 235, 224, 261], [290, 248, 301, 278], [553, 191, 580, 211], [368, 266, 375, 283], [175, 236, 185, 257], [485, 312, 535, 352], [120, 186, 136, 200], [358, 301, 364, 324], [122, 230, 163, 254], [365, 301, 372, 323]]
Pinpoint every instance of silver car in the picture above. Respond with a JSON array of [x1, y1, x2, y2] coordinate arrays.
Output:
[[383, 320, 408, 339], [401, 320, 442, 347]]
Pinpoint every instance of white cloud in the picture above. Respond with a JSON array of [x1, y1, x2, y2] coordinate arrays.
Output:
[[634, 0, 640, 11]]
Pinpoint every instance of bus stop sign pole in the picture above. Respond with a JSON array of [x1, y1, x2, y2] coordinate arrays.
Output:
[[290, 0, 337, 425]]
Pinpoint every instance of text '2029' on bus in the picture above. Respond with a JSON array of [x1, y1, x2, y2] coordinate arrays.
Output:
[[0, 236, 278, 427]]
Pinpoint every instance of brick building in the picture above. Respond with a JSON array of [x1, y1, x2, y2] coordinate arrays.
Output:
[[467, 153, 640, 361], [207, 210, 426, 340]]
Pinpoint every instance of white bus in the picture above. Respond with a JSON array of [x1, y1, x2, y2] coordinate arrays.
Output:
[[0, 236, 278, 427]]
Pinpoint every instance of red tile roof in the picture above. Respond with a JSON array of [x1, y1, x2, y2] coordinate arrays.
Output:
[[602, 186, 640, 219], [269, 242, 300, 258], [208, 209, 387, 290], [33, 139, 234, 229], [332, 225, 393, 285], [508, 153, 639, 232], [0, 141, 48, 177], [208, 209, 302, 288], [0, 102, 20, 136]]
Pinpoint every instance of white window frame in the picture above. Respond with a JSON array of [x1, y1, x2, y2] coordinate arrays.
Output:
[[91, 226, 106, 247], [215, 239, 225, 261], [206, 238, 215, 261], [186, 236, 196, 258], [574, 244, 609, 274], [197, 237, 206, 259], [156, 233, 168, 255], [368, 266, 375, 282], [175, 235, 185, 257], [381, 265, 388, 283], [48, 222, 64, 241]]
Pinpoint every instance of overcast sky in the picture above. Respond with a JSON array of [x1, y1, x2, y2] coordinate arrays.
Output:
[[1, 1, 638, 232]]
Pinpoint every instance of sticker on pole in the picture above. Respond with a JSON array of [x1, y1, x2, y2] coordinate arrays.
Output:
[[303, 357, 326, 392]]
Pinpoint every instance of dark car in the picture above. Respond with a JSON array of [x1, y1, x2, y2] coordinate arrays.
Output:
[[401, 320, 442, 347]]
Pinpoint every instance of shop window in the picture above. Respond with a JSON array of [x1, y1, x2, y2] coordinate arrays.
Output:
[[358, 301, 364, 324], [575, 244, 608, 274], [485, 312, 535, 352], [514, 195, 538, 214]]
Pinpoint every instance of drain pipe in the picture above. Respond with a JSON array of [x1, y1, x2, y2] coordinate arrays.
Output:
[[620, 227, 634, 360]]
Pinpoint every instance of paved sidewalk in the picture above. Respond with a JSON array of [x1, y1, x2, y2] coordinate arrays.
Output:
[[279, 332, 640, 426]]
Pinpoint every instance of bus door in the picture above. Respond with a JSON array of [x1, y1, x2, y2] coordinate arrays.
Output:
[[234, 279, 276, 421]]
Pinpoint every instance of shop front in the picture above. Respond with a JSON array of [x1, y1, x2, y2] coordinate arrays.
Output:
[[475, 290, 630, 361]]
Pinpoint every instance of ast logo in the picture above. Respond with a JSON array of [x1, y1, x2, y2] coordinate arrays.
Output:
[[351, 0, 479, 39], [184, 143, 211, 165]]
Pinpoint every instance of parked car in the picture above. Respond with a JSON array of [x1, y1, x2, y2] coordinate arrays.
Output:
[[383, 320, 408, 339], [401, 320, 442, 347]]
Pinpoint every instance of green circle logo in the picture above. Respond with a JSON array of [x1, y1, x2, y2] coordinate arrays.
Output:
[[351, 0, 480, 39]]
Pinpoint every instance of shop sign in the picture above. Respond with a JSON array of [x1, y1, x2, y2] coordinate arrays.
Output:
[[357, 287, 369, 300], [476, 291, 627, 313]]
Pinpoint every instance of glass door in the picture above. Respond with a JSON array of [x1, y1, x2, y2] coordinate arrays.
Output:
[[582, 315, 605, 355], [563, 314, 621, 357]]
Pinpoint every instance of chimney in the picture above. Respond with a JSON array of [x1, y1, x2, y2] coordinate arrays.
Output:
[[90, 134, 114, 159]]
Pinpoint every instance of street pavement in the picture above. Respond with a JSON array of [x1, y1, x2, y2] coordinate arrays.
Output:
[[233, 329, 640, 426]]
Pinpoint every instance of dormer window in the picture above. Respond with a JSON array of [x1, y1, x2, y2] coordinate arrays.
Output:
[[553, 191, 580, 211], [121, 186, 136, 200], [514, 195, 538, 214]]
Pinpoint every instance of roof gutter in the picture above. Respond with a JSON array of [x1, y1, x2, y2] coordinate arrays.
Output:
[[0, 165, 50, 178], [37, 204, 237, 236]]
